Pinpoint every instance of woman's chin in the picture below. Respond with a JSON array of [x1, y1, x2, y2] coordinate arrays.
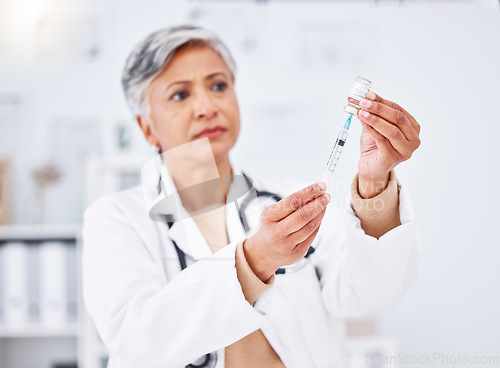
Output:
[[186, 133, 235, 166]]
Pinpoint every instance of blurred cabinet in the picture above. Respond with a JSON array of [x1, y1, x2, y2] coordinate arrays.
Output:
[[0, 225, 81, 368], [0, 157, 143, 368]]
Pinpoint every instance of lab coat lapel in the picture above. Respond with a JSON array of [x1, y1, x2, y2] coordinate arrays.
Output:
[[238, 186, 263, 238], [225, 166, 262, 242], [148, 159, 213, 261], [225, 200, 247, 244]]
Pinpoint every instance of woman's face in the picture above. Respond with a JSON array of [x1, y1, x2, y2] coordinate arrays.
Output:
[[140, 45, 240, 164]]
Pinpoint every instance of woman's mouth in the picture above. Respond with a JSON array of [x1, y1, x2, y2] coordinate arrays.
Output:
[[195, 127, 226, 139]]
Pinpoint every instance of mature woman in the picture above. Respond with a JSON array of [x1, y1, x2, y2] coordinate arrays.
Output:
[[83, 25, 421, 368]]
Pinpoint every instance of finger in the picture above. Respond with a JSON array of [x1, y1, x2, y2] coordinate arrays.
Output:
[[262, 182, 326, 222], [366, 91, 421, 135], [279, 193, 330, 234], [288, 208, 326, 245], [359, 121, 399, 161], [293, 224, 321, 258], [358, 113, 416, 160], [359, 99, 418, 143]]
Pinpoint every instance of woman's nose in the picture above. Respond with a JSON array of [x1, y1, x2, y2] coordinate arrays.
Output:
[[193, 91, 217, 120]]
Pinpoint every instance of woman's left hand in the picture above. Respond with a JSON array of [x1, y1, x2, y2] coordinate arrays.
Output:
[[356, 91, 421, 198]]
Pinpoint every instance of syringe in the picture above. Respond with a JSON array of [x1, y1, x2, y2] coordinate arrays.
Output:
[[320, 115, 353, 184]]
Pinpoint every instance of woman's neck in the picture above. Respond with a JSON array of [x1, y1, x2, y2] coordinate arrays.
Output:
[[216, 154, 232, 178], [170, 155, 232, 215]]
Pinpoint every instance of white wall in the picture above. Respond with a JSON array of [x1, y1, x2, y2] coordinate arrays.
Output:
[[1, 0, 499, 365]]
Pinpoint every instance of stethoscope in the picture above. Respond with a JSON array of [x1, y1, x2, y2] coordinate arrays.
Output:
[[166, 173, 316, 275], [158, 172, 316, 368]]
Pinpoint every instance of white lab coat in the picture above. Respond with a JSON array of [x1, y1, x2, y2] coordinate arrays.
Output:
[[82, 163, 420, 368]]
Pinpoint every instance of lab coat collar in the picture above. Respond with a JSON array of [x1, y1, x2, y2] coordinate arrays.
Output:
[[225, 165, 256, 244]]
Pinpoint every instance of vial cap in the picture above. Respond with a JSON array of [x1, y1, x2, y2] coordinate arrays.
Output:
[[343, 105, 359, 116]]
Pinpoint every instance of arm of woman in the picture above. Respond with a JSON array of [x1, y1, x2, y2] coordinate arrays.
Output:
[[309, 91, 422, 317], [310, 171, 421, 318]]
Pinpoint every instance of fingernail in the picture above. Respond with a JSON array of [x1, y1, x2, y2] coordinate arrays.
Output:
[[359, 99, 371, 108], [366, 91, 376, 100], [324, 193, 331, 203], [359, 110, 370, 118], [318, 182, 327, 191]]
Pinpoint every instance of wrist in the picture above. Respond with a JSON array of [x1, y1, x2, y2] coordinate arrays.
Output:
[[242, 239, 276, 283], [358, 172, 390, 199]]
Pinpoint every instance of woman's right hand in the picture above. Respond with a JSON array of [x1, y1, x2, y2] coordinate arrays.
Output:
[[243, 183, 330, 282]]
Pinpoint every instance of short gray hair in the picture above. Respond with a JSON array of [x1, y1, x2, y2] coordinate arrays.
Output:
[[122, 25, 237, 117]]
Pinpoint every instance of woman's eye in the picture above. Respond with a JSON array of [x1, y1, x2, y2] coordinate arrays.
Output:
[[171, 91, 189, 101], [212, 82, 227, 92]]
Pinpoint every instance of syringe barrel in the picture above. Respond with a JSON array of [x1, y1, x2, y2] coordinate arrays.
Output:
[[326, 129, 349, 170]]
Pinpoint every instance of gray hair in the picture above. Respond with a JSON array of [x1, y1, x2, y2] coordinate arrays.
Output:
[[121, 25, 237, 117]]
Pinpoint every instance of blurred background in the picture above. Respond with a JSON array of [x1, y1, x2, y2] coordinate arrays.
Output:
[[0, 0, 499, 367]]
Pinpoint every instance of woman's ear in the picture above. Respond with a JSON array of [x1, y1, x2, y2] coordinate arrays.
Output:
[[136, 115, 159, 147]]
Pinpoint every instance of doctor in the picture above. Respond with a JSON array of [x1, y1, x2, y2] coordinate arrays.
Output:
[[82, 25, 421, 368]]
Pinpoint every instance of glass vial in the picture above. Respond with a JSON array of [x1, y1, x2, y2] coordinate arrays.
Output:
[[344, 76, 372, 116]]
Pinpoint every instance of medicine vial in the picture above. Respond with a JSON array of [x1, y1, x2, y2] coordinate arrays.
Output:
[[343, 77, 372, 116]]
